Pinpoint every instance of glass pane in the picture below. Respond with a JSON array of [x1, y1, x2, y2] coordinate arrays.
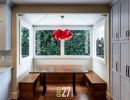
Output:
[[65, 30, 90, 55], [21, 27, 29, 58], [95, 26, 104, 58], [35, 30, 60, 55]]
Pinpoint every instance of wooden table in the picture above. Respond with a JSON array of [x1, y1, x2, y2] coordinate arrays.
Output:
[[33, 65, 88, 96]]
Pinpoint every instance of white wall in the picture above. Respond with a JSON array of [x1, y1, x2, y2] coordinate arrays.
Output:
[[10, 17, 34, 99], [92, 15, 110, 93], [16, 17, 33, 82]]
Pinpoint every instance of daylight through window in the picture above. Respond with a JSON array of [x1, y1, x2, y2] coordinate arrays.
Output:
[[94, 25, 104, 59], [21, 27, 29, 58], [35, 29, 90, 56]]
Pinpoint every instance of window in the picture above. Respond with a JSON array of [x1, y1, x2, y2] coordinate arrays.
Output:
[[35, 28, 90, 56], [65, 30, 90, 55], [21, 27, 29, 58], [94, 25, 104, 59], [35, 30, 60, 55]]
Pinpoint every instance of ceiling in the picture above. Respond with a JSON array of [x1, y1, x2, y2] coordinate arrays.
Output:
[[21, 13, 105, 26], [11, 0, 111, 4]]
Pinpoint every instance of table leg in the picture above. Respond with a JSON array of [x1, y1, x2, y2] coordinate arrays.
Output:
[[73, 73, 76, 96], [42, 73, 47, 95]]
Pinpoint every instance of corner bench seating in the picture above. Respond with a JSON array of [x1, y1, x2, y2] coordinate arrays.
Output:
[[85, 71, 107, 100], [19, 73, 40, 97]]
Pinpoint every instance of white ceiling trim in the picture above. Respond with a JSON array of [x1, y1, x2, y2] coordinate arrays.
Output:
[[12, 0, 111, 4], [21, 14, 105, 26]]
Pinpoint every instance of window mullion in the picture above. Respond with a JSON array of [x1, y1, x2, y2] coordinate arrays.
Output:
[[61, 40, 64, 55]]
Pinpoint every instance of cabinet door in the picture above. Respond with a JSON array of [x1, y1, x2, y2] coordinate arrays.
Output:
[[112, 71, 120, 100], [120, 40, 129, 77], [120, 0, 129, 40], [119, 40, 130, 100], [111, 41, 120, 100], [0, 22, 5, 50], [111, 3, 120, 41], [0, 5, 4, 21], [120, 76, 130, 100], [111, 41, 119, 71], [0, 4, 11, 50]]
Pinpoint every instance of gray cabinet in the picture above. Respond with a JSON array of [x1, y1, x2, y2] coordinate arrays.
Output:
[[111, 40, 130, 100], [120, 76, 130, 100], [111, 41, 120, 100], [111, 0, 129, 41], [111, 0, 130, 100], [119, 40, 130, 100], [120, 0, 129, 40], [111, 41, 119, 72], [111, 0, 120, 5], [112, 71, 119, 100], [0, 4, 11, 50], [120, 40, 129, 77], [111, 3, 120, 41], [0, 5, 4, 21]]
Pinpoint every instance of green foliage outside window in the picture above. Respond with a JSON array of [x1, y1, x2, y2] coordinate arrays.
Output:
[[35, 30, 60, 55], [96, 37, 104, 58], [65, 30, 90, 55], [35, 30, 90, 56], [95, 25, 104, 59], [21, 27, 29, 58]]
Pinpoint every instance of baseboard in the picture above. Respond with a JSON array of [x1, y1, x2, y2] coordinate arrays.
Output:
[[9, 91, 19, 100], [106, 92, 113, 100]]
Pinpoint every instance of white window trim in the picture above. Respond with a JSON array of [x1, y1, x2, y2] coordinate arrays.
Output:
[[19, 17, 32, 65], [93, 19, 106, 63], [33, 26, 92, 59]]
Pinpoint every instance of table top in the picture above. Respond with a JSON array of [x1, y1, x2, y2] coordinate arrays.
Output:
[[33, 65, 88, 73]]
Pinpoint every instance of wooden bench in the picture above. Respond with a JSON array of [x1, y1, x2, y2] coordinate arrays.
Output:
[[19, 73, 40, 97], [85, 71, 107, 100]]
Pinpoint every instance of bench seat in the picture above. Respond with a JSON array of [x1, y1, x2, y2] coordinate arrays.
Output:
[[19, 73, 40, 97], [85, 71, 107, 100]]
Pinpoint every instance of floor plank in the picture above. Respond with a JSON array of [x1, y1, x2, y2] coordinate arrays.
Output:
[[18, 83, 111, 100]]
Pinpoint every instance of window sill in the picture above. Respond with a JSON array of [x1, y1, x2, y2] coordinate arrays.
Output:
[[34, 55, 92, 59], [93, 56, 105, 64]]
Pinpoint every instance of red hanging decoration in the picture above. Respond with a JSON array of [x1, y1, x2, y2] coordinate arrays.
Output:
[[52, 29, 63, 40], [52, 15, 73, 40], [63, 29, 73, 40], [52, 29, 73, 40]]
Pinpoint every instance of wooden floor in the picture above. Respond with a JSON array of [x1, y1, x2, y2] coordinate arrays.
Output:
[[18, 83, 111, 100]]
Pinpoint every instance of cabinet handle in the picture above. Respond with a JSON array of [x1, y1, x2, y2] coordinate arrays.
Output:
[[128, 66, 130, 77], [128, 30, 130, 37], [126, 31, 129, 37], [116, 33, 119, 38], [126, 65, 128, 76], [116, 62, 118, 72]]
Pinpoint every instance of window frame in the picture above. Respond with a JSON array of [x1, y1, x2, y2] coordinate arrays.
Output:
[[19, 18, 32, 64], [21, 26, 30, 58], [33, 26, 92, 59], [93, 19, 106, 63]]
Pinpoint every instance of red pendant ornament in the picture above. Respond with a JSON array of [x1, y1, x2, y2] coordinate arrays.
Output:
[[52, 29, 73, 40], [52, 15, 73, 40]]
